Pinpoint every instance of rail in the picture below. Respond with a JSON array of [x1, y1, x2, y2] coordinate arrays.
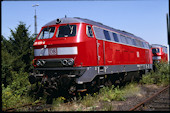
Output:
[[129, 85, 170, 111]]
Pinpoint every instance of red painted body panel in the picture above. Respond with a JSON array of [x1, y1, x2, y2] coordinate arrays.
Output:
[[103, 40, 152, 65], [33, 22, 152, 68]]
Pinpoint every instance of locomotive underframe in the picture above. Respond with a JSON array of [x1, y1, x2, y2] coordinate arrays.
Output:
[[31, 63, 152, 83], [29, 64, 152, 96]]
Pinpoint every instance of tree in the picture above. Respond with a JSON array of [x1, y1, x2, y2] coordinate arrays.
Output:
[[1, 22, 34, 86], [1, 35, 15, 87], [8, 21, 34, 72]]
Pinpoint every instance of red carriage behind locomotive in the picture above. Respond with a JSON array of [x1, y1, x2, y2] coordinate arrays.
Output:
[[151, 44, 168, 63]]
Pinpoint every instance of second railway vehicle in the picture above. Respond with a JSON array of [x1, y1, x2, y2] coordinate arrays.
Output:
[[29, 17, 153, 103], [151, 44, 168, 63]]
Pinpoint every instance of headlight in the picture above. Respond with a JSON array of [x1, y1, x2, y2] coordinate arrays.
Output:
[[61, 59, 74, 66], [61, 59, 68, 66], [67, 59, 74, 66], [36, 60, 46, 66], [36, 60, 42, 66], [153, 56, 161, 60]]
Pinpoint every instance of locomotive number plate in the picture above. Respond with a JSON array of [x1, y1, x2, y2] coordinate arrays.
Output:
[[48, 48, 57, 55]]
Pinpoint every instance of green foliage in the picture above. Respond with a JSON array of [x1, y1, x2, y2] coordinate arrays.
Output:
[[101, 102, 114, 111], [80, 94, 97, 107], [1, 36, 15, 87], [1, 22, 35, 109], [140, 62, 169, 85], [10, 69, 30, 95], [99, 85, 125, 102], [1, 22, 34, 87], [53, 97, 65, 107], [2, 71, 32, 109], [121, 82, 140, 98], [2, 22, 34, 73]]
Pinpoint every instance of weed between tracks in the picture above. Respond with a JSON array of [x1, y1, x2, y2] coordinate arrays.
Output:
[[51, 83, 140, 111]]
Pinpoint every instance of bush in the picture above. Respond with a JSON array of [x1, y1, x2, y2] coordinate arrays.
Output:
[[140, 62, 169, 86], [98, 85, 125, 102], [2, 70, 33, 109]]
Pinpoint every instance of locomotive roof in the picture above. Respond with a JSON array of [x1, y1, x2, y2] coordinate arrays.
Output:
[[151, 44, 167, 48], [44, 17, 146, 42]]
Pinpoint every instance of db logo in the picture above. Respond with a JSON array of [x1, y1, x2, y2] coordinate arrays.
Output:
[[49, 48, 57, 55]]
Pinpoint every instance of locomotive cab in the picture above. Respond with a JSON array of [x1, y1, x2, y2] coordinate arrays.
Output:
[[33, 21, 97, 68]]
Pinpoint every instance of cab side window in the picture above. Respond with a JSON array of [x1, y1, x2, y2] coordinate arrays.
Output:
[[86, 25, 94, 37]]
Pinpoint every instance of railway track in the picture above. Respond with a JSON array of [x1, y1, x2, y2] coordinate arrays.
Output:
[[2, 101, 52, 112], [129, 85, 170, 111]]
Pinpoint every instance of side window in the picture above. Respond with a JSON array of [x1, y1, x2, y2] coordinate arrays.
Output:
[[142, 42, 147, 48], [112, 32, 119, 42], [132, 39, 137, 46], [124, 37, 128, 44], [120, 35, 127, 44], [139, 41, 144, 47], [86, 25, 93, 37], [135, 40, 141, 47], [126, 37, 133, 45], [93, 26, 105, 40], [143, 42, 148, 48], [103, 30, 111, 40], [146, 43, 149, 49]]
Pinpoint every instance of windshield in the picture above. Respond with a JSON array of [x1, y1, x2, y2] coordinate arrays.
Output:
[[56, 25, 76, 37], [38, 27, 55, 39], [152, 48, 160, 54]]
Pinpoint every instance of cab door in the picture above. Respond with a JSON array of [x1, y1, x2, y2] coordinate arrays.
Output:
[[97, 40, 105, 65]]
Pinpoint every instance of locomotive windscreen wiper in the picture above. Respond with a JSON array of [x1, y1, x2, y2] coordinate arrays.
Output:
[[67, 24, 74, 34]]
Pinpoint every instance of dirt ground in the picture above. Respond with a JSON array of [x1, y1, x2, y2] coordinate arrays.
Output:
[[95, 84, 165, 111], [51, 84, 166, 111]]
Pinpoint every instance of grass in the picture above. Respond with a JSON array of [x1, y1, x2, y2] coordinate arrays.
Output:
[[98, 85, 125, 102], [101, 102, 114, 111], [80, 93, 98, 107]]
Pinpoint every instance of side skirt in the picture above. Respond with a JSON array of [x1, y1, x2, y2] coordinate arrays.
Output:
[[76, 64, 152, 84]]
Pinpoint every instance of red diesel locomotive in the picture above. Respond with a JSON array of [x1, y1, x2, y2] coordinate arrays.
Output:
[[151, 44, 168, 63], [29, 17, 153, 103]]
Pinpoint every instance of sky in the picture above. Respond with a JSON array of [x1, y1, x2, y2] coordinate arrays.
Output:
[[1, 0, 169, 46]]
